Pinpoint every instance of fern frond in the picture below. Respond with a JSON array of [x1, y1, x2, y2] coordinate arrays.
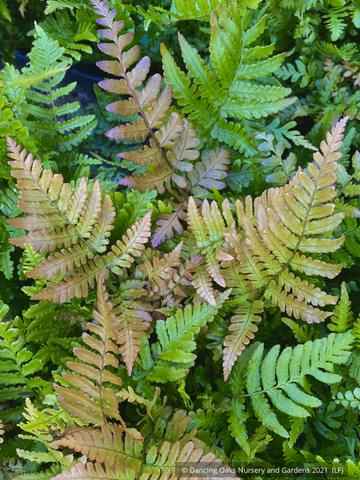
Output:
[[109, 280, 152, 376], [281, 317, 317, 343], [223, 300, 263, 382], [40, 9, 97, 62], [0, 303, 45, 408], [21, 23, 96, 155], [92, 1, 233, 247], [107, 210, 152, 274], [51, 408, 235, 479], [188, 147, 231, 195], [229, 332, 354, 438], [137, 243, 183, 294], [227, 343, 258, 456], [152, 201, 187, 247], [323, 8, 348, 42], [6, 140, 154, 302], [172, 0, 221, 20], [182, 119, 347, 379], [328, 282, 354, 333], [54, 268, 124, 426], [162, 9, 294, 154], [19, 397, 75, 435], [0, 0, 11, 21], [192, 263, 217, 306], [91, 0, 193, 196], [139, 300, 225, 384]]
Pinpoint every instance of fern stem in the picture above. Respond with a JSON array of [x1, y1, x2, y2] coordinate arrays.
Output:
[[114, 41, 174, 175]]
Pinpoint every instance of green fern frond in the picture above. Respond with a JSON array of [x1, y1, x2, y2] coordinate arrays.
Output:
[[39, 10, 98, 62], [45, 0, 88, 14], [328, 282, 354, 333], [228, 332, 353, 441], [0, 303, 51, 418], [162, 10, 294, 155], [19, 397, 75, 435], [21, 23, 96, 156], [171, 0, 220, 20], [140, 302, 218, 382], [281, 317, 317, 343], [0, 220, 14, 279], [323, 8, 348, 41], [333, 387, 360, 410]]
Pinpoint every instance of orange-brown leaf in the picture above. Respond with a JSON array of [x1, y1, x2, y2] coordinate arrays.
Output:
[[155, 112, 184, 148], [96, 60, 122, 76], [127, 56, 150, 89], [98, 78, 130, 95], [136, 74, 162, 109], [118, 166, 172, 194], [106, 117, 148, 142], [223, 301, 263, 381], [9, 226, 78, 253], [108, 210, 152, 271], [88, 195, 116, 253], [118, 141, 161, 167], [26, 242, 93, 279], [145, 85, 172, 129], [32, 257, 106, 302], [121, 45, 140, 71], [192, 264, 216, 307]]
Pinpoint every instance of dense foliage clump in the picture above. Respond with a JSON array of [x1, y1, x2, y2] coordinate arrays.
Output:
[[1, 0, 360, 478]]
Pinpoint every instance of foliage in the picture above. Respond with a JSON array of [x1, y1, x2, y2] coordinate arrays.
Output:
[[161, 7, 296, 156], [2, 0, 360, 478]]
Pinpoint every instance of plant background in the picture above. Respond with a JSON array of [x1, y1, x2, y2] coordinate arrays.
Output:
[[1, 0, 360, 478]]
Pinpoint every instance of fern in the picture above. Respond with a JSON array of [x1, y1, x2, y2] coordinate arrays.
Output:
[[91, 0, 232, 246], [186, 118, 348, 379], [258, 132, 298, 185], [44, 0, 89, 14], [328, 282, 354, 333], [0, 219, 14, 280], [0, 0, 10, 21], [281, 317, 318, 343], [227, 332, 353, 450], [13, 398, 81, 477], [275, 57, 317, 88], [0, 302, 49, 422], [139, 301, 223, 383], [161, 8, 295, 155], [3, 0, 360, 473], [6, 138, 152, 303], [171, 0, 221, 20], [0, 65, 37, 177], [20, 23, 97, 158], [50, 407, 234, 480], [323, 8, 348, 41], [39, 9, 98, 62], [54, 268, 125, 426]]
